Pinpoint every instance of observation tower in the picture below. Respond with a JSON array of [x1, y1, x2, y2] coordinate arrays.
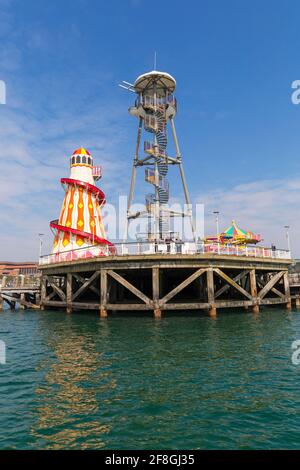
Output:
[[120, 70, 196, 242]]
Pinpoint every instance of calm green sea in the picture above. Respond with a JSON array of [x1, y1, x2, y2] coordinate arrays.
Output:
[[0, 308, 300, 450]]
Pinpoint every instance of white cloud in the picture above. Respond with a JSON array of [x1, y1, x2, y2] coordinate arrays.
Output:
[[0, 0, 134, 260], [0, 97, 131, 261], [198, 177, 300, 256]]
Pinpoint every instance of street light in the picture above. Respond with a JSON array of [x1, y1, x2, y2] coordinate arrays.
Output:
[[38, 233, 44, 259], [213, 211, 220, 241], [284, 225, 291, 253]]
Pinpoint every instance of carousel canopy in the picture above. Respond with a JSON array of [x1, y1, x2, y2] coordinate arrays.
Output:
[[222, 220, 247, 239], [206, 220, 262, 245]]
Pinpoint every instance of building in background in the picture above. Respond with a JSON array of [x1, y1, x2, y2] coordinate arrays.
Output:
[[0, 262, 38, 276]]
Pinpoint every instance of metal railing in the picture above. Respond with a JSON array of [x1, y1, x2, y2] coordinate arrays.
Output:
[[92, 166, 102, 180], [39, 242, 291, 265], [144, 140, 167, 157], [136, 94, 177, 110]]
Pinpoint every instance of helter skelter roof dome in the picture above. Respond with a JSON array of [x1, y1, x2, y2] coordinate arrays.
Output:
[[134, 70, 176, 93], [72, 147, 91, 156]]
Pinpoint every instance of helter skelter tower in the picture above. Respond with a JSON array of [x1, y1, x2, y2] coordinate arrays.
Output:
[[50, 147, 114, 258], [120, 70, 196, 242]]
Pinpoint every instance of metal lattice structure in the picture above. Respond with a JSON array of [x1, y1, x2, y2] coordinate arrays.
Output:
[[120, 70, 196, 242]]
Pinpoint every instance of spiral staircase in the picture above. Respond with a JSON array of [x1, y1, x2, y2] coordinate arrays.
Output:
[[144, 99, 170, 238]]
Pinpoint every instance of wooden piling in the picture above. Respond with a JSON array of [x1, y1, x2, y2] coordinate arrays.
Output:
[[17, 276, 25, 310], [100, 269, 107, 318], [250, 269, 259, 314], [66, 273, 72, 314], [207, 268, 217, 317], [152, 267, 161, 319], [283, 272, 292, 310], [40, 276, 46, 310], [20, 294, 25, 310]]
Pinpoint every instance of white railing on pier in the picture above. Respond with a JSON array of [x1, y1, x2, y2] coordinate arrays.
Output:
[[39, 242, 291, 265]]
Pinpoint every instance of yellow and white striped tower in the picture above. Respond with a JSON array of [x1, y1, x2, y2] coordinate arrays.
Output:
[[50, 148, 114, 259]]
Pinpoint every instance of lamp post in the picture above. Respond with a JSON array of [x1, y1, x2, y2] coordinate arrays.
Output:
[[213, 211, 220, 241], [284, 225, 291, 253], [38, 233, 44, 259]]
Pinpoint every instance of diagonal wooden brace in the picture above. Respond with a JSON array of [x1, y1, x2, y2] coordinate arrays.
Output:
[[73, 273, 100, 297], [258, 271, 285, 299], [107, 270, 151, 305], [72, 271, 100, 301], [215, 270, 249, 299], [160, 268, 207, 305], [214, 268, 252, 300], [45, 276, 66, 301]]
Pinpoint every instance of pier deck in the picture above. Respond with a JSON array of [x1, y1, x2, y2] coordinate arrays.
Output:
[[38, 252, 292, 317], [0, 277, 41, 310]]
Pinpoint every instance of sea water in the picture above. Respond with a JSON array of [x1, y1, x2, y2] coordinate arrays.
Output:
[[0, 308, 300, 449]]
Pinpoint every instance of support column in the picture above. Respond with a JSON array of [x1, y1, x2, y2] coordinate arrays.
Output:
[[152, 267, 161, 319], [295, 297, 300, 309], [283, 272, 292, 311], [0, 276, 6, 312], [40, 276, 46, 310], [250, 269, 259, 314], [35, 292, 40, 306], [207, 268, 216, 317], [66, 273, 72, 314], [19, 275, 25, 310], [20, 294, 25, 310], [100, 269, 108, 318]]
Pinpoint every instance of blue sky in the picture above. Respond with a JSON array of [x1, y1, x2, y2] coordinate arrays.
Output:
[[1, 0, 300, 259]]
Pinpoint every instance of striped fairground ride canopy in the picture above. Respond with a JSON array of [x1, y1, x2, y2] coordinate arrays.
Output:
[[206, 220, 262, 245]]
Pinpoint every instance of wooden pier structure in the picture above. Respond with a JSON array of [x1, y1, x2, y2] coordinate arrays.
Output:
[[288, 272, 300, 309], [0, 275, 40, 310], [36, 252, 292, 317]]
